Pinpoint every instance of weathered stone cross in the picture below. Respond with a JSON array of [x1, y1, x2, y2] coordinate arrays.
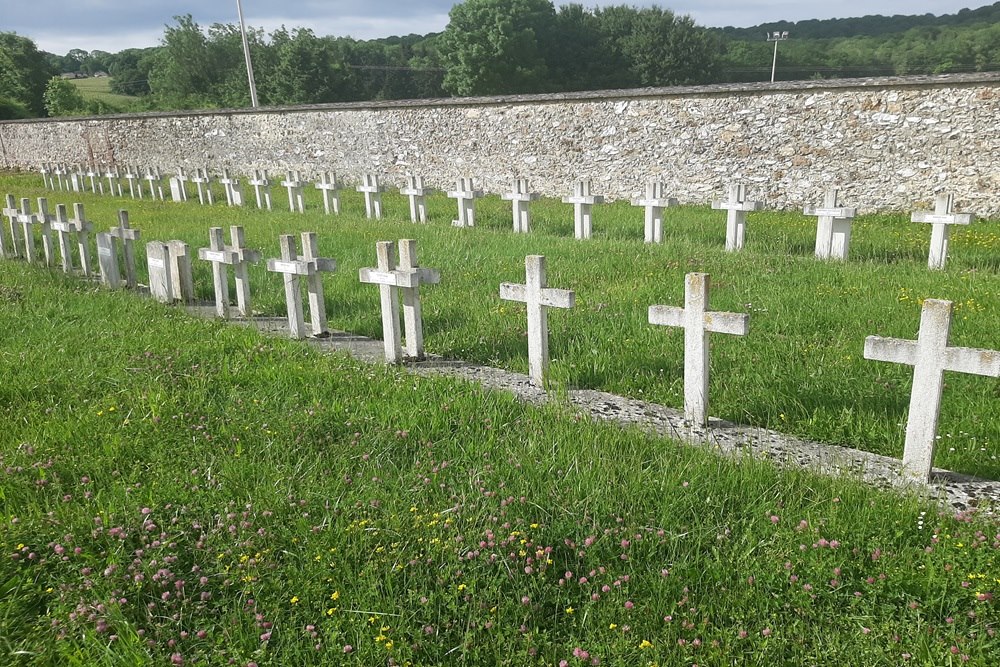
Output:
[[124, 166, 141, 199], [399, 175, 429, 223], [632, 180, 678, 244], [52, 164, 68, 191], [109, 210, 141, 288], [448, 177, 482, 228], [197, 226, 261, 318], [144, 166, 164, 201], [104, 165, 123, 197], [356, 173, 385, 219], [40, 164, 54, 190], [711, 183, 763, 251], [169, 167, 190, 203], [86, 165, 100, 193], [315, 172, 341, 215], [501, 178, 539, 233], [864, 299, 1000, 481], [910, 194, 974, 270], [2, 194, 23, 259], [16, 198, 55, 265], [562, 179, 604, 239], [266, 233, 337, 339], [500, 255, 575, 385], [648, 273, 749, 426], [191, 168, 214, 205], [281, 170, 306, 213], [219, 169, 244, 207], [359, 239, 440, 363], [804, 188, 856, 260], [49, 203, 92, 274], [248, 170, 272, 210]]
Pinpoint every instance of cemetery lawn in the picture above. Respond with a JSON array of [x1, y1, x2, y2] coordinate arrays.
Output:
[[3, 172, 998, 479], [69, 77, 139, 108], [2, 259, 1000, 667]]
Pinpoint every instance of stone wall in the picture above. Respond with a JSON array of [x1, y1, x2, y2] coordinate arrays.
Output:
[[2, 73, 999, 215]]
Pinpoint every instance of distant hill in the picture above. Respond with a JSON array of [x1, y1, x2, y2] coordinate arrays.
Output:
[[715, 2, 1000, 40]]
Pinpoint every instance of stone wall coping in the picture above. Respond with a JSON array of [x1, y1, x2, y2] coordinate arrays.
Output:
[[4, 72, 1000, 126]]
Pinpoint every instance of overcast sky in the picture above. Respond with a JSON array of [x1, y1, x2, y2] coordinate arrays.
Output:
[[5, 1, 994, 55]]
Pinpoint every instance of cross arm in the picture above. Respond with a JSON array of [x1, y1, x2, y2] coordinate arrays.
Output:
[[944, 346, 1000, 378], [267, 259, 311, 276], [911, 212, 974, 225], [863, 336, 917, 365], [704, 312, 749, 335], [500, 283, 527, 303], [805, 206, 856, 218], [359, 268, 400, 286], [648, 305, 684, 327]]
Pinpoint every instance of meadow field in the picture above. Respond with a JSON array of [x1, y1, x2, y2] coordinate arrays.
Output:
[[69, 77, 139, 109], [1, 170, 999, 665]]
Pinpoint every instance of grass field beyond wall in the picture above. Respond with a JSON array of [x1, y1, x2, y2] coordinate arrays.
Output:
[[1, 258, 999, 666], [1, 170, 999, 481]]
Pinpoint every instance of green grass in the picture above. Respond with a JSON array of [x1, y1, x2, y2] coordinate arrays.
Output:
[[69, 77, 138, 108], [2, 170, 999, 481], [1, 259, 999, 666]]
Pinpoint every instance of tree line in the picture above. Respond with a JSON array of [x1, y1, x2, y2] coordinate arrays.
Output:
[[2, 0, 999, 119]]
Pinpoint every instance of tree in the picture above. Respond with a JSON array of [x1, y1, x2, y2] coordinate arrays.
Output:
[[438, 0, 556, 96], [43, 76, 86, 116], [0, 32, 58, 116], [147, 15, 218, 107], [596, 6, 721, 87]]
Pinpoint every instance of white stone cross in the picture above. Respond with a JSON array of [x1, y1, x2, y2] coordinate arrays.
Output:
[[805, 188, 856, 260], [711, 183, 763, 251], [69, 166, 84, 193], [49, 204, 80, 273], [266, 233, 337, 339], [2, 194, 23, 259], [15, 198, 39, 263], [124, 166, 141, 199], [53, 164, 68, 191], [110, 210, 141, 289], [359, 239, 440, 363], [68, 203, 94, 276], [219, 169, 244, 207], [864, 299, 1000, 481], [167, 240, 195, 303], [501, 178, 539, 233], [281, 170, 306, 213], [85, 165, 101, 194], [40, 164, 54, 190], [562, 179, 604, 239], [191, 168, 214, 205], [500, 255, 575, 385], [448, 177, 483, 228], [399, 175, 430, 223], [315, 172, 341, 215], [632, 181, 678, 244], [104, 165, 123, 197], [146, 241, 173, 303], [16, 198, 54, 266], [648, 272, 749, 426], [356, 173, 385, 219], [33, 198, 56, 267], [248, 170, 272, 210], [169, 167, 190, 203], [96, 232, 121, 289], [910, 194, 974, 270], [197, 225, 261, 318], [144, 167, 164, 201]]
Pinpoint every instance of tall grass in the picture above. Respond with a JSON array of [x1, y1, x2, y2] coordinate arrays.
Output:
[[1, 260, 998, 665]]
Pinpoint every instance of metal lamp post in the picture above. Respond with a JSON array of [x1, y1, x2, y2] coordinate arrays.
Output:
[[767, 31, 789, 83], [236, 0, 259, 107]]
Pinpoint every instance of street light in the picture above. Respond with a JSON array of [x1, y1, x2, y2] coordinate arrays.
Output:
[[766, 31, 789, 83], [236, 0, 259, 107]]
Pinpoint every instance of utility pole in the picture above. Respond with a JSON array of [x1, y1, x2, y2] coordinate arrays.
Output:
[[236, 0, 259, 107], [767, 31, 789, 83]]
